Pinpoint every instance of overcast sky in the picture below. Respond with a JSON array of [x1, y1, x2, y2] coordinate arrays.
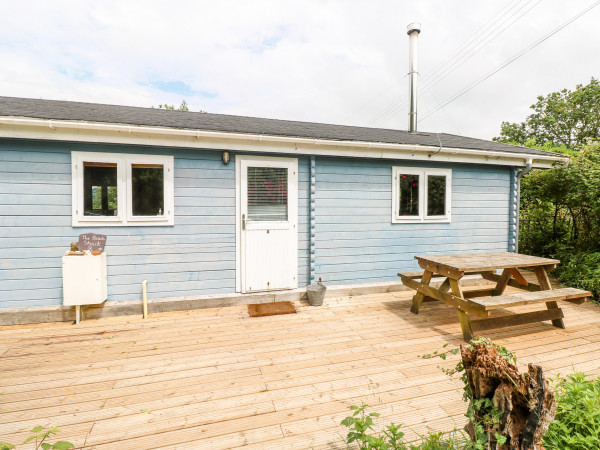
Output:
[[0, 0, 598, 140]]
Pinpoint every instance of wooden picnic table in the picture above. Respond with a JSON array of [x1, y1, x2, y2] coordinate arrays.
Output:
[[399, 252, 591, 341]]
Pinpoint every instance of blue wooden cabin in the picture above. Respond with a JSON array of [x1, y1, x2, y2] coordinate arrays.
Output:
[[0, 97, 566, 317]]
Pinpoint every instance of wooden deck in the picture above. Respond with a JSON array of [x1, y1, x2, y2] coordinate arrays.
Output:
[[2, 283, 600, 449]]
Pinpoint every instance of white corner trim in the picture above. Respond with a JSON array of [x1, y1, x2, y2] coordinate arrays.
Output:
[[0, 116, 567, 169], [235, 155, 241, 293]]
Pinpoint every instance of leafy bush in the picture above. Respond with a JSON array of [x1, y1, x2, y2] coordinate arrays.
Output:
[[0, 425, 74, 450], [543, 372, 600, 449], [518, 141, 600, 300], [554, 251, 600, 299], [340, 402, 471, 449], [520, 141, 600, 257]]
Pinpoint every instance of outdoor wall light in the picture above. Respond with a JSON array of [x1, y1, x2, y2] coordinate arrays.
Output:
[[222, 151, 230, 165]]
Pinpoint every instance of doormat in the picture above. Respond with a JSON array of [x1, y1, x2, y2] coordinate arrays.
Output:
[[248, 301, 297, 317]]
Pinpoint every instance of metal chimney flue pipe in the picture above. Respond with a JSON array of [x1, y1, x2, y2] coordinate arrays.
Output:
[[407, 22, 421, 133]]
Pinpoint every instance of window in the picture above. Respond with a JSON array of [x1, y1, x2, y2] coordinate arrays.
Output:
[[392, 167, 451, 223], [72, 152, 174, 226], [247, 166, 288, 221]]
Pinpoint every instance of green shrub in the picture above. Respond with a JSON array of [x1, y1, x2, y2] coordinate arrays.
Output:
[[543, 372, 600, 449], [340, 402, 469, 449], [554, 251, 600, 300], [0, 425, 74, 450], [518, 141, 600, 298]]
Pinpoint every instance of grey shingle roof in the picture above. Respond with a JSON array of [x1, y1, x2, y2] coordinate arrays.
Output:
[[0, 96, 558, 157]]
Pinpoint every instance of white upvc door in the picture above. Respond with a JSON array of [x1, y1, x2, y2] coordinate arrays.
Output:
[[237, 156, 298, 293]]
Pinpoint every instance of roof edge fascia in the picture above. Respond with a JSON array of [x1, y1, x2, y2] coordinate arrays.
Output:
[[0, 117, 566, 169]]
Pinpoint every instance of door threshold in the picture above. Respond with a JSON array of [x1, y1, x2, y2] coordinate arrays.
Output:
[[242, 288, 292, 294]]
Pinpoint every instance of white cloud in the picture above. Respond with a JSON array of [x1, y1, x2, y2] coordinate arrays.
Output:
[[0, 0, 598, 140]]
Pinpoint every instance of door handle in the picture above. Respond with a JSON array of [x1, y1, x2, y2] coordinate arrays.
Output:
[[242, 214, 246, 230]]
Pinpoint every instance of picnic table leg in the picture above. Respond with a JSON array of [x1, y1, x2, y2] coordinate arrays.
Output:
[[410, 270, 433, 314], [492, 269, 512, 296], [438, 277, 451, 293], [508, 268, 529, 287], [534, 266, 565, 329], [449, 278, 473, 342]]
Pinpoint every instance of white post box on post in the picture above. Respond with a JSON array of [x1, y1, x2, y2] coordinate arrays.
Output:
[[62, 234, 108, 323]]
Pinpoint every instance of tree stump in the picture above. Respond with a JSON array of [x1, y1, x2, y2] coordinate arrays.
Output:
[[461, 342, 557, 450]]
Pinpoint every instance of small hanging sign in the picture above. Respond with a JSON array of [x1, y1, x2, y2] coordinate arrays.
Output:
[[78, 233, 107, 253]]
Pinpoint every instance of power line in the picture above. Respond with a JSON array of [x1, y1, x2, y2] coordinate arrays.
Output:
[[418, 0, 544, 98], [347, 0, 527, 126], [420, 0, 600, 122], [419, 0, 537, 93], [370, 0, 544, 128]]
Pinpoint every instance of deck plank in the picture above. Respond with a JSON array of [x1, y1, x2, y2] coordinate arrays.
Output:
[[1, 285, 599, 448]]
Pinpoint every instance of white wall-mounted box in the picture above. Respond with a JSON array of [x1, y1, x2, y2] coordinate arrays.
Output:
[[62, 253, 107, 306]]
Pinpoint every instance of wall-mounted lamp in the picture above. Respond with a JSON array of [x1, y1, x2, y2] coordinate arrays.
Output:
[[222, 151, 230, 165]]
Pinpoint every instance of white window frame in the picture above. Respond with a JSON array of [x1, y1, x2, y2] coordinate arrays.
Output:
[[71, 151, 174, 227], [392, 167, 452, 223]]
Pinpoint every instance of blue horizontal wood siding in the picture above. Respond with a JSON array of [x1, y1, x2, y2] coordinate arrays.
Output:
[[313, 157, 511, 285], [1, 137, 510, 309], [0, 139, 309, 308]]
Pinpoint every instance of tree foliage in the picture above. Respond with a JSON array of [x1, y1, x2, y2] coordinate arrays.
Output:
[[519, 139, 600, 296], [520, 141, 600, 256], [153, 99, 207, 113], [494, 78, 600, 150], [155, 100, 190, 111], [500, 79, 600, 298]]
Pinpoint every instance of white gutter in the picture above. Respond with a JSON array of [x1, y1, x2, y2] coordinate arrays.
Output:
[[0, 116, 567, 168]]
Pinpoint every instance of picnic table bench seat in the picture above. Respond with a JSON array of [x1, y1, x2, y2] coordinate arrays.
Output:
[[467, 287, 590, 333], [398, 271, 430, 279], [398, 270, 493, 280], [466, 287, 590, 312]]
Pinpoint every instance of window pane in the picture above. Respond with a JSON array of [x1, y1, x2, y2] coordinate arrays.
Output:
[[427, 175, 446, 216], [132, 164, 164, 216], [398, 174, 419, 216], [92, 186, 102, 210], [247, 167, 288, 221], [84, 162, 118, 216]]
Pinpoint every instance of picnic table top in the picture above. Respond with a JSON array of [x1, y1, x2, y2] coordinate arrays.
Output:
[[414, 252, 560, 273]]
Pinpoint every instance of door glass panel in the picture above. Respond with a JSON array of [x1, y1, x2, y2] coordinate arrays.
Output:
[[427, 175, 446, 216], [84, 162, 118, 216], [132, 164, 164, 216], [398, 173, 419, 216], [247, 167, 288, 221]]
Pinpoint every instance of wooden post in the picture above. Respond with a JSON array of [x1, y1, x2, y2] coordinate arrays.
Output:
[[450, 278, 473, 342], [410, 270, 433, 314], [534, 265, 565, 329]]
